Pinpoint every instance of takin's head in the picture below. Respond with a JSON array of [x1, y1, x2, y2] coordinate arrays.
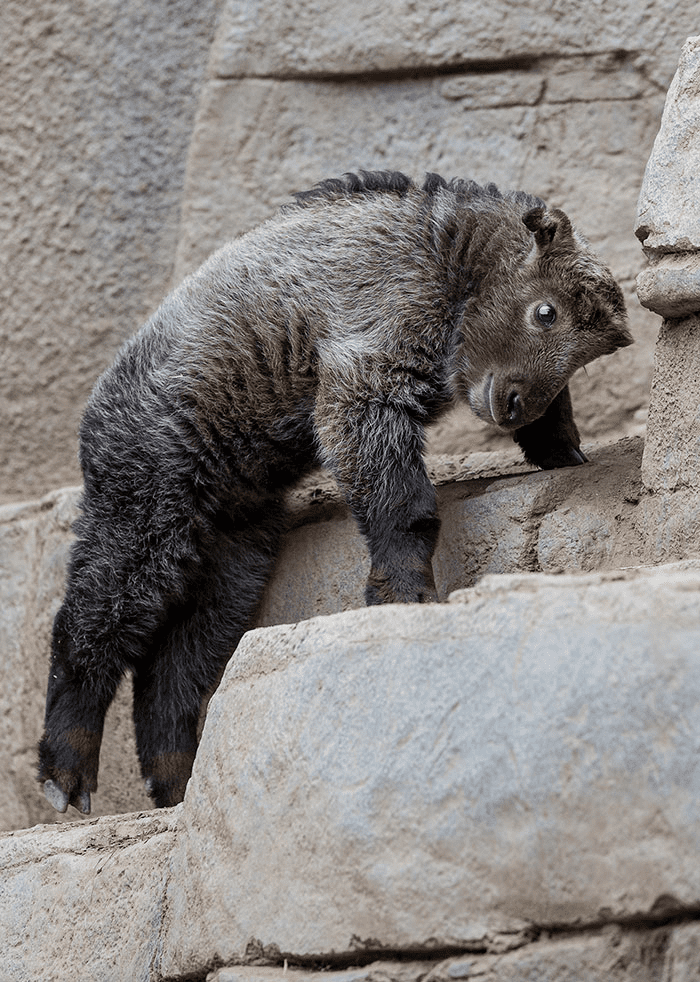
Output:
[[456, 205, 633, 430]]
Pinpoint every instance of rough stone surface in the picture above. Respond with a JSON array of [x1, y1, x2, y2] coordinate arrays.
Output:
[[641, 315, 700, 492], [260, 438, 654, 629], [0, 809, 178, 982], [205, 929, 700, 982], [1, 717, 699, 982], [159, 564, 700, 974], [435, 925, 700, 981], [635, 35, 700, 254], [1, 0, 219, 505]]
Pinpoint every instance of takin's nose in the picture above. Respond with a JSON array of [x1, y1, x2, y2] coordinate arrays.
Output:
[[488, 374, 526, 426], [506, 388, 524, 425]]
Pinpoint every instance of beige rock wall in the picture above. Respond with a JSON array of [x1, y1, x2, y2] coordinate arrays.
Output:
[[0, 810, 177, 982]]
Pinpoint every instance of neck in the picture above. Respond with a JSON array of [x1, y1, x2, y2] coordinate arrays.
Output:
[[424, 188, 532, 307]]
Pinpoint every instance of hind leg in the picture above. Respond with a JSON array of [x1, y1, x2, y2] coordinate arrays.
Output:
[[38, 512, 196, 814], [38, 602, 124, 814], [133, 516, 283, 807]]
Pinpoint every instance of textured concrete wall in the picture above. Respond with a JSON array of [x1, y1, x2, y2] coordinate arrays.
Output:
[[1, 0, 220, 504]]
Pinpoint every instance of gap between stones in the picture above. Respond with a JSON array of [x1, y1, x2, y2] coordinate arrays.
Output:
[[156, 905, 700, 982], [213, 48, 641, 84]]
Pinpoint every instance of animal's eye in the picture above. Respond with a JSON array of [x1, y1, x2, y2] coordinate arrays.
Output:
[[535, 302, 557, 327]]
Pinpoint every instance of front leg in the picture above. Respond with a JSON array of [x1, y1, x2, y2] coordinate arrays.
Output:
[[363, 482, 441, 606], [513, 384, 588, 470], [315, 389, 440, 605]]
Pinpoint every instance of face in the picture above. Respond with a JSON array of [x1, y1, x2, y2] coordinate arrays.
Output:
[[455, 238, 632, 430]]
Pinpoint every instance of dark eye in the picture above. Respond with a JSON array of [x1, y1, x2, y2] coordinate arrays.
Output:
[[535, 302, 557, 327]]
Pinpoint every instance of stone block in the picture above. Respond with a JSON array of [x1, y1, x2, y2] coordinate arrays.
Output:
[[259, 440, 646, 625], [641, 315, 700, 491], [636, 253, 700, 319], [636, 35, 700, 254], [159, 564, 700, 975], [439, 72, 545, 109], [204, 926, 700, 981], [257, 511, 368, 626], [211, 0, 697, 82], [432, 927, 676, 981], [664, 922, 700, 980], [0, 810, 177, 982]]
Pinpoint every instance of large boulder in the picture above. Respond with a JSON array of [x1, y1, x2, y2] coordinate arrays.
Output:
[[158, 563, 700, 975]]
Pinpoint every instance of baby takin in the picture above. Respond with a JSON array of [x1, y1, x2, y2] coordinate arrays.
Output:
[[39, 170, 632, 814]]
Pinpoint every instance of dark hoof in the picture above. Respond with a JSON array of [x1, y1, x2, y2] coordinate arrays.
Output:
[[77, 789, 92, 814], [143, 750, 196, 807], [535, 445, 588, 470], [43, 779, 91, 815]]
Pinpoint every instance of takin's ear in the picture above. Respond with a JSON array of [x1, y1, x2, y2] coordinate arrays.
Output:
[[522, 207, 576, 253]]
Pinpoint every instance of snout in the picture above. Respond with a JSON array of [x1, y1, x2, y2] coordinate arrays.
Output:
[[481, 374, 553, 429]]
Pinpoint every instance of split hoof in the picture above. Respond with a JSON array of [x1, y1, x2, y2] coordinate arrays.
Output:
[[43, 779, 91, 815]]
